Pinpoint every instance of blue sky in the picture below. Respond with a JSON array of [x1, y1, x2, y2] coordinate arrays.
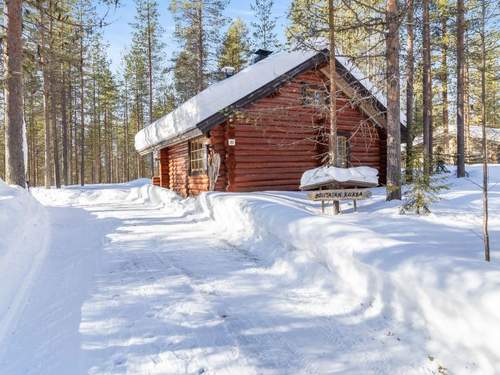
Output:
[[101, 0, 291, 73]]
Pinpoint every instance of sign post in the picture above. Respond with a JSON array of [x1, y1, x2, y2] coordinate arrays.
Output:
[[308, 189, 372, 201], [308, 188, 372, 214]]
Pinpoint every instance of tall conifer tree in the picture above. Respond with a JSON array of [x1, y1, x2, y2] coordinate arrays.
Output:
[[250, 0, 280, 50]]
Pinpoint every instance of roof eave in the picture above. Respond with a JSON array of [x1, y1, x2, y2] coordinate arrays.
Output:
[[138, 50, 329, 153]]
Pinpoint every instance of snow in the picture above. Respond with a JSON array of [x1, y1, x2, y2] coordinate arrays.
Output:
[[413, 125, 500, 145], [300, 165, 379, 189], [0, 179, 49, 348], [135, 49, 405, 153], [1, 166, 500, 374], [466, 125, 500, 141], [135, 49, 317, 153]]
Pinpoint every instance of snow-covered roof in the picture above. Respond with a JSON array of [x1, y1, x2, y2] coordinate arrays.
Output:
[[300, 166, 379, 190], [135, 49, 404, 153], [135, 50, 318, 153]]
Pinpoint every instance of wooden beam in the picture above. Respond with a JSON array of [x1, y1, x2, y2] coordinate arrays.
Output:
[[319, 66, 387, 129]]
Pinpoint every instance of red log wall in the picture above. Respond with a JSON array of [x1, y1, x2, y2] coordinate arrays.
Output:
[[226, 69, 384, 192], [158, 67, 386, 196]]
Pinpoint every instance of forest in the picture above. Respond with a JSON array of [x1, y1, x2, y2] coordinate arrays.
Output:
[[0, 0, 498, 189]]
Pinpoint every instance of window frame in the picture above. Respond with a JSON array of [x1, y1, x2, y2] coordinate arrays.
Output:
[[188, 137, 208, 176], [336, 131, 351, 168], [301, 83, 328, 108]]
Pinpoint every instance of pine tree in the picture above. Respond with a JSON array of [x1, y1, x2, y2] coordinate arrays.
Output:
[[456, 0, 466, 177], [169, 0, 228, 98], [125, 44, 148, 177], [130, 0, 164, 173], [385, 0, 401, 200], [405, 0, 415, 182], [438, 0, 450, 159], [422, 0, 433, 175], [3, 0, 26, 187], [218, 18, 250, 72], [400, 160, 449, 215], [250, 0, 280, 50]]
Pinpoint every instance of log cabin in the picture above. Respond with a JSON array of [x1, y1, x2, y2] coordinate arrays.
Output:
[[412, 125, 500, 164], [135, 49, 406, 197]]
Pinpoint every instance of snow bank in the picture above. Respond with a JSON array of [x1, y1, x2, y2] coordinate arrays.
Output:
[[0, 179, 49, 344], [300, 165, 378, 189], [32, 179, 193, 216], [192, 165, 500, 374]]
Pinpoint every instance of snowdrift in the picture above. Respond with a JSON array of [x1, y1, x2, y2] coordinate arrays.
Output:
[[32, 179, 191, 215], [25, 166, 498, 373], [193, 166, 500, 374], [0, 180, 49, 343]]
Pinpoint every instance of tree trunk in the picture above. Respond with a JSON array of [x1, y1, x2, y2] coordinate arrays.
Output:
[[405, 0, 414, 182], [68, 79, 74, 184], [422, 0, 433, 175], [386, 0, 401, 201], [480, 0, 490, 261], [328, 0, 339, 214], [40, 6, 53, 188], [3, 0, 26, 187], [124, 77, 130, 182], [79, 25, 85, 186], [135, 89, 142, 178], [48, 0, 60, 189], [50, 76, 61, 188], [61, 66, 69, 186], [465, 56, 471, 158], [29, 91, 36, 185], [440, 14, 449, 159], [456, 0, 466, 177], [93, 78, 100, 183], [196, 3, 205, 93], [105, 108, 111, 183], [147, 2, 155, 174], [73, 81, 79, 184]]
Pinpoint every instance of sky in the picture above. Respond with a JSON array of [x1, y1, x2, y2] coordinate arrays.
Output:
[[101, 0, 291, 73]]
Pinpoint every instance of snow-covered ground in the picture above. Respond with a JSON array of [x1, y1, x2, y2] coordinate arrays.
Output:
[[0, 179, 49, 350], [0, 165, 499, 374]]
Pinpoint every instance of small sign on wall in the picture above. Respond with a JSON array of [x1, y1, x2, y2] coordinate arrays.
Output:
[[228, 138, 236, 146]]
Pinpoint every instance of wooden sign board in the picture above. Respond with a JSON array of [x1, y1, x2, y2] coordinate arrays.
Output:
[[308, 189, 372, 201]]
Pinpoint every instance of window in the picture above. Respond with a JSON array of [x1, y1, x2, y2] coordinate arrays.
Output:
[[336, 135, 349, 168], [189, 138, 207, 175], [301, 84, 328, 107]]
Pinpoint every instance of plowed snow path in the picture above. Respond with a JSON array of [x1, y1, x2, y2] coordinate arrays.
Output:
[[2, 185, 432, 374]]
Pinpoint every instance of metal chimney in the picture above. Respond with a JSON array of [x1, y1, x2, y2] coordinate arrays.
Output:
[[252, 49, 273, 64]]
